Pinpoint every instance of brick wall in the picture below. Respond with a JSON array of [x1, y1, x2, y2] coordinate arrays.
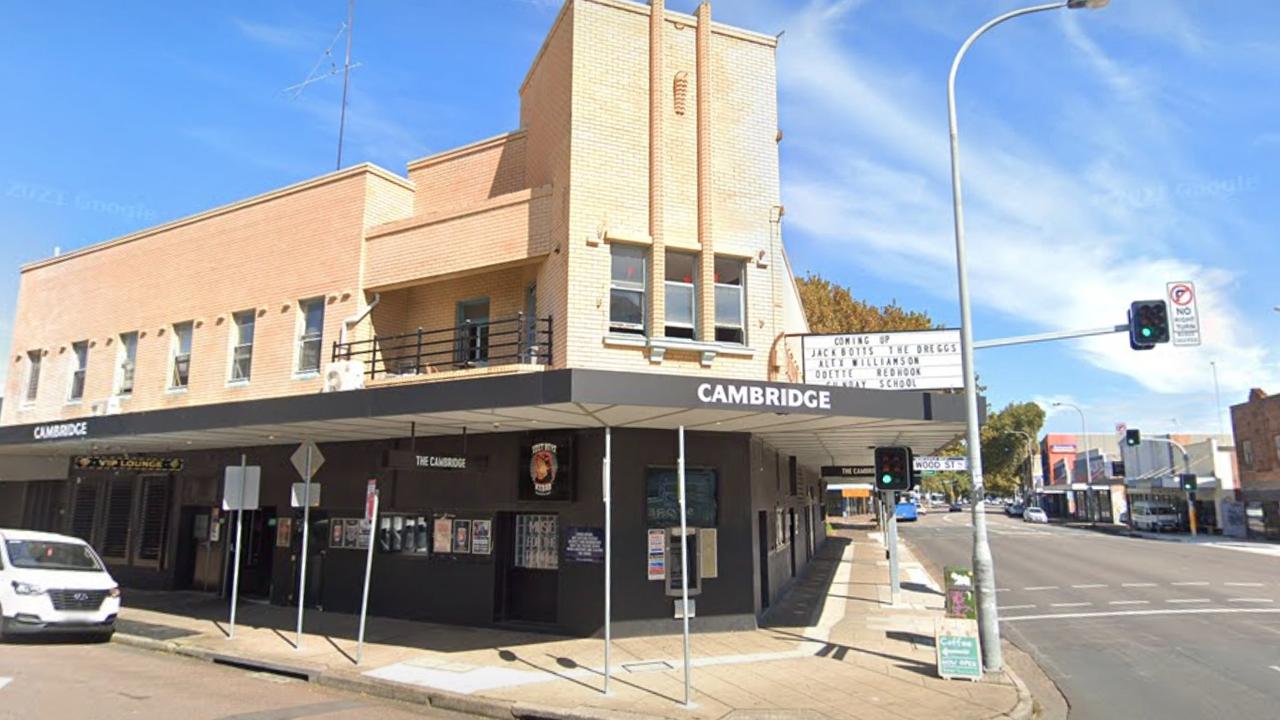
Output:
[[1231, 392, 1280, 494]]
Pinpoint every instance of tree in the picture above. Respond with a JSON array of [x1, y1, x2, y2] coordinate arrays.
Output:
[[979, 401, 1046, 498], [796, 273, 936, 333]]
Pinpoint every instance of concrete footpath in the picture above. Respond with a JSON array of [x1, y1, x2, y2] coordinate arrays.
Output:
[[112, 520, 1031, 720]]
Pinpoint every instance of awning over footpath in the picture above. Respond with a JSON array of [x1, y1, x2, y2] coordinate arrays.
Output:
[[0, 369, 974, 473]]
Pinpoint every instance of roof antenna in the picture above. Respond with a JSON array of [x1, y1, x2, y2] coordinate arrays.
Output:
[[283, 0, 359, 170]]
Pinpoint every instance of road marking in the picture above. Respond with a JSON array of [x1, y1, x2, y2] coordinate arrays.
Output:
[[1121, 582, 1157, 588], [1227, 598, 1275, 603], [1171, 581, 1209, 586], [1224, 582, 1264, 587], [1167, 598, 1211, 604], [999, 604, 1037, 611], [1071, 584, 1107, 589], [1271, 666, 1280, 674], [1001, 608, 1280, 622], [1051, 602, 1093, 608], [995, 588, 1010, 593], [1024, 586, 1059, 591], [0, 677, 10, 691], [1109, 600, 1150, 606]]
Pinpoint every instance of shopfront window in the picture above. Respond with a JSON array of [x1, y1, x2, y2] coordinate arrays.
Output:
[[610, 245, 646, 334], [514, 514, 558, 569]]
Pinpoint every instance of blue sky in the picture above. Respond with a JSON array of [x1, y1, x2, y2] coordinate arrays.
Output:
[[2, 0, 1277, 438]]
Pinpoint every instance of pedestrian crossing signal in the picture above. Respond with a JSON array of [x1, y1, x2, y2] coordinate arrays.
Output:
[[874, 446, 912, 491]]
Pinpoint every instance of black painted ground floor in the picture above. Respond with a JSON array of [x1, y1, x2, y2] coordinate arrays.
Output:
[[0, 427, 827, 637]]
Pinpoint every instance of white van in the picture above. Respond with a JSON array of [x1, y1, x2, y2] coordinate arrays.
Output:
[[1131, 501, 1181, 532], [0, 529, 120, 640]]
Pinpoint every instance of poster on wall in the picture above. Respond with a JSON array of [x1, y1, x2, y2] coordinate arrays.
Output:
[[330, 521, 346, 548], [565, 527, 605, 563], [452, 519, 472, 554], [645, 468, 717, 528], [519, 433, 575, 501], [471, 519, 492, 555], [647, 528, 666, 581], [276, 517, 291, 547], [343, 519, 361, 548], [433, 516, 453, 554]]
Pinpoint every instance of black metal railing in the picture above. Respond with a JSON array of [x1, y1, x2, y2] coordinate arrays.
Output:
[[333, 314, 553, 379]]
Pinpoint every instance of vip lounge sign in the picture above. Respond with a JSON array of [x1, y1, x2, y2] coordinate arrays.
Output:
[[799, 329, 964, 391], [520, 433, 574, 502], [74, 455, 184, 472]]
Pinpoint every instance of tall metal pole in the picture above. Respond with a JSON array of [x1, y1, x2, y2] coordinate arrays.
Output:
[[296, 445, 313, 650], [356, 489, 378, 664], [948, 1, 1072, 672], [885, 490, 900, 605], [229, 454, 247, 639], [1211, 361, 1225, 437], [1055, 402, 1092, 520], [677, 426, 692, 707], [335, 0, 355, 170], [603, 427, 612, 695]]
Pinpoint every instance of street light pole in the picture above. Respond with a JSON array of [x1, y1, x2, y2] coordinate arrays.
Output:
[[1210, 361, 1225, 437], [948, 0, 1108, 672], [1006, 430, 1036, 502], [1053, 402, 1093, 521]]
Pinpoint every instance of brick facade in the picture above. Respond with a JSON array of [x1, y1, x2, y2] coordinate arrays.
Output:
[[2, 0, 805, 427], [1231, 388, 1280, 497]]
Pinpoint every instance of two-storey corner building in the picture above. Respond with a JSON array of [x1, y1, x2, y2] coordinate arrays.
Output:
[[0, 0, 969, 636], [1230, 388, 1280, 539]]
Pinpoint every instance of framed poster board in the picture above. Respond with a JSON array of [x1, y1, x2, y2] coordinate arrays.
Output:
[[433, 516, 453, 553], [645, 468, 717, 528], [519, 433, 575, 501], [452, 519, 472, 554], [471, 519, 492, 555], [564, 527, 604, 563]]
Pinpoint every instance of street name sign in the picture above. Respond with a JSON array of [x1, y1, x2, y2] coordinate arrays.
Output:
[[800, 329, 964, 390], [913, 456, 968, 472], [1166, 281, 1201, 347], [291, 440, 324, 480]]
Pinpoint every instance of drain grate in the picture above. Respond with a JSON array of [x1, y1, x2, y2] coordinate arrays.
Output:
[[621, 660, 675, 673]]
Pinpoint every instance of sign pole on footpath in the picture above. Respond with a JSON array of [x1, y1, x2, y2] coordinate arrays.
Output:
[[885, 490, 900, 605], [677, 425, 693, 708], [296, 442, 314, 650], [229, 453, 247, 639], [356, 480, 378, 664], [602, 427, 612, 695]]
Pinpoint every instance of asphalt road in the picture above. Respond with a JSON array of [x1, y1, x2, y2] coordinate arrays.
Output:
[[901, 508, 1280, 720], [0, 638, 468, 720]]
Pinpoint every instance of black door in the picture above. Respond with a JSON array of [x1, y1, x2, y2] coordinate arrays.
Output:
[[502, 513, 559, 624], [788, 508, 797, 577], [758, 511, 770, 610]]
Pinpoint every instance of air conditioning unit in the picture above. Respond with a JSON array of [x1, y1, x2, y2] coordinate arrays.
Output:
[[323, 360, 366, 392], [89, 397, 123, 416]]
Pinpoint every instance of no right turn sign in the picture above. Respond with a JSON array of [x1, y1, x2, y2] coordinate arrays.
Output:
[[1166, 281, 1201, 347]]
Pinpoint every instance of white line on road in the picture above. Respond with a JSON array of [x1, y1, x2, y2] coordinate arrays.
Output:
[[999, 605, 1037, 611], [1271, 666, 1280, 674], [1224, 582, 1265, 587], [1121, 582, 1158, 588], [1109, 600, 1150, 605], [1001, 608, 1280, 622], [1071, 584, 1107, 589], [995, 588, 1010, 592], [1167, 598, 1211, 604], [1051, 602, 1093, 608], [1024, 586, 1059, 591], [1226, 598, 1275, 603], [0, 677, 10, 691], [1171, 581, 1209, 586]]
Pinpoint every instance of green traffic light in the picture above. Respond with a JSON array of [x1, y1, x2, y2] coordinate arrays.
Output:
[[881, 474, 892, 485], [1141, 328, 1152, 338]]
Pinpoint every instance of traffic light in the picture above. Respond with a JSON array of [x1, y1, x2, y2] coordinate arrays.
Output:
[[1179, 473, 1197, 492], [1125, 429, 1141, 447], [1128, 300, 1170, 350], [874, 446, 913, 491]]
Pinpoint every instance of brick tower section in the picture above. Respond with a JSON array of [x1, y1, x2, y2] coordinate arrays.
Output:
[[647, 0, 666, 344], [696, 2, 715, 341]]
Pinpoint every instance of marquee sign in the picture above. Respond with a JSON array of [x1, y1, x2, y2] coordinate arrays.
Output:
[[74, 455, 184, 472], [800, 329, 964, 391]]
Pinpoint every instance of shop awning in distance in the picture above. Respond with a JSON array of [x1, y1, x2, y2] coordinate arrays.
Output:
[[0, 370, 978, 470]]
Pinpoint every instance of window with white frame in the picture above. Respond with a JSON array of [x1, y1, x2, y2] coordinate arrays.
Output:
[[664, 251, 698, 339], [230, 310, 255, 383], [116, 332, 138, 396], [170, 322, 193, 389], [68, 341, 88, 401], [25, 350, 41, 403], [297, 298, 324, 374], [713, 257, 746, 344], [1243, 439, 1254, 468], [609, 245, 647, 334]]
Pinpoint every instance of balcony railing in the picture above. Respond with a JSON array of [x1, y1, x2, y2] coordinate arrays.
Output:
[[333, 314, 552, 379]]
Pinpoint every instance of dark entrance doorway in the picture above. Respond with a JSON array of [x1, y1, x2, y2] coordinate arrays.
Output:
[[222, 507, 278, 600], [757, 510, 770, 610], [498, 512, 559, 624]]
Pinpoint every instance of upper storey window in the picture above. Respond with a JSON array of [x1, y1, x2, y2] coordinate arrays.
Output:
[[610, 245, 647, 335]]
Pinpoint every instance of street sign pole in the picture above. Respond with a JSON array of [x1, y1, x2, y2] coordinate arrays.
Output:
[[229, 453, 247, 640], [356, 483, 378, 665], [884, 490, 900, 605], [602, 426, 612, 695], [677, 425, 692, 708], [295, 444, 313, 650]]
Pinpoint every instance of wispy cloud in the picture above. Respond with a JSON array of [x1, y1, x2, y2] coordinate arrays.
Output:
[[232, 18, 326, 52]]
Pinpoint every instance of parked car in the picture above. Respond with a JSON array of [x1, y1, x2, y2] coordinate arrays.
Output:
[[949, 502, 964, 513], [1005, 503, 1025, 517], [1022, 507, 1048, 524], [895, 501, 919, 522], [1131, 501, 1181, 532], [0, 529, 120, 640]]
